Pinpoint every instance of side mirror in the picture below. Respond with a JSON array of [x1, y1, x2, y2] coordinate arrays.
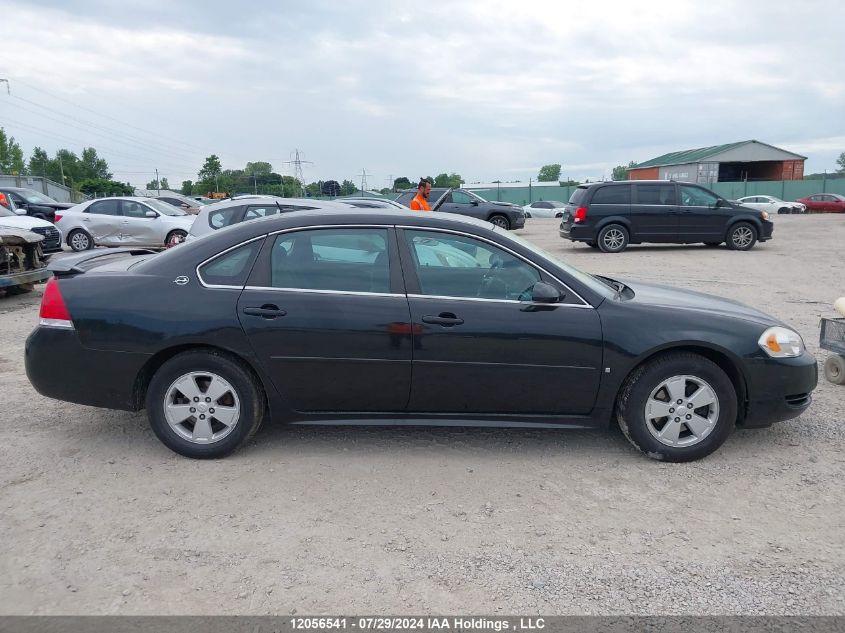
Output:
[[145, 210, 158, 218], [181, 203, 190, 209], [14, 208, 27, 215], [716, 198, 728, 208], [471, 200, 479, 206], [530, 281, 562, 303]]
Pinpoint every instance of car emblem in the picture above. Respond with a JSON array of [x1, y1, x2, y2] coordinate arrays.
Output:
[[174, 276, 189, 286]]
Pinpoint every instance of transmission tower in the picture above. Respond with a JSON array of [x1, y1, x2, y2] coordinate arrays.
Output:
[[357, 169, 370, 196], [283, 149, 313, 196]]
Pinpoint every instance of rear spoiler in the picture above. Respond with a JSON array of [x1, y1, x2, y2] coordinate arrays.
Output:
[[49, 248, 157, 276]]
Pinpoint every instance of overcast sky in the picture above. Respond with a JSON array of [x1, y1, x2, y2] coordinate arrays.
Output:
[[2, 0, 844, 188]]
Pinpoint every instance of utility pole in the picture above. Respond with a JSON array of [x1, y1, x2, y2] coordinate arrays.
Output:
[[156, 168, 160, 195], [357, 169, 369, 196], [59, 156, 66, 185], [253, 172, 257, 194]]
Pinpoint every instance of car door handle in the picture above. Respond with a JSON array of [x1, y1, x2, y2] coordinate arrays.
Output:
[[242, 305, 287, 319], [422, 313, 464, 327]]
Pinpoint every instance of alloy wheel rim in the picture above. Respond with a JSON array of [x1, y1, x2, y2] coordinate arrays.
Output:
[[491, 217, 508, 228], [734, 227, 753, 248], [163, 371, 241, 444], [603, 229, 625, 250], [644, 374, 720, 447], [72, 233, 88, 249]]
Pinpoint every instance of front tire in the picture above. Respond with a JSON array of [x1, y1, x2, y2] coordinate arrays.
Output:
[[165, 230, 187, 248], [726, 222, 757, 251], [778, 207, 790, 214], [597, 224, 629, 253], [489, 214, 510, 230], [616, 352, 736, 462], [145, 350, 265, 458], [68, 229, 93, 252]]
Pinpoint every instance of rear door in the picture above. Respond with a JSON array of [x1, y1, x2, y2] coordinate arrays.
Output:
[[678, 184, 728, 240], [631, 183, 678, 241], [237, 226, 412, 412], [82, 199, 123, 245]]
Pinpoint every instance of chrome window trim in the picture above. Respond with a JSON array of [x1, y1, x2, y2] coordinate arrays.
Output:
[[244, 286, 403, 298], [398, 225, 592, 308], [407, 293, 593, 309], [196, 235, 267, 289]]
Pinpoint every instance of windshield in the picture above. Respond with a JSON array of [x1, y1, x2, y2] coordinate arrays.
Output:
[[145, 199, 187, 216], [493, 227, 615, 300], [23, 191, 59, 204]]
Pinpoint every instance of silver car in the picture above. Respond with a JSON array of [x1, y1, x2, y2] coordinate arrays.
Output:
[[57, 197, 196, 251], [187, 197, 357, 240], [523, 200, 566, 218]]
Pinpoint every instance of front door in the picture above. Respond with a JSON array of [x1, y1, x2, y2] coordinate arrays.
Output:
[[436, 190, 485, 220], [678, 184, 728, 240], [237, 226, 413, 412], [398, 228, 603, 415], [120, 200, 161, 245], [82, 199, 123, 245]]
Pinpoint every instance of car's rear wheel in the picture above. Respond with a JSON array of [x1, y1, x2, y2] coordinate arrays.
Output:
[[726, 222, 757, 251], [68, 229, 93, 252], [824, 355, 845, 385], [165, 230, 187, 248], [616, 352, 736, 462], [489, 214, 510, 230], [145, 350, 264, 458], [597, 224, 629, 253]]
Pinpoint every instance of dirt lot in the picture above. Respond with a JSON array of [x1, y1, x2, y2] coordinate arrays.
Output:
[[1, 215, 843, 615]]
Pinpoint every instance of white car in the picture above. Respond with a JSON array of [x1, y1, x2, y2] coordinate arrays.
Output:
[[735, 195, 805, 215], [0, 204, 63, 253], [57, 197, 195, 251], [523, 200, 566, 218], [188, 196, 356, 240]]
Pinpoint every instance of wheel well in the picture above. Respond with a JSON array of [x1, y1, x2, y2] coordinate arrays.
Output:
[[725, 217, 761, 237], [595, 217, 632, 235], [132, 344, 270, 413], [616, 345, 749, 425]]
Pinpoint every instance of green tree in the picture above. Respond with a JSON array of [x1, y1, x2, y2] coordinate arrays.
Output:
[[379, 188, 391, 195], [837, 152, 845, 173], [322, 180, 341, 196], [0, 128, 26, 175], [181, 180, 193, 195], [197, 154, 223, 191], [393, 176, 412, 191], [146, 179, 158, 190], [79, 147, 111, 180], [434, 172, 462, 188], [28, 147, 50, 178], [611, 161, 638, 181], [78, 178, 133, 197], [159, 177, 169, 190], [280, 175, 302, 197], [340, 179, 357, 196], [245, 161, 273, 177], [537, 164, 561, 182]]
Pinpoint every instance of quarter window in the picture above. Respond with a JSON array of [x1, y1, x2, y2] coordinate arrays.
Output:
[[199, 240, 262, 287], [405, 230, 540, 301], [244, 205, 280, 221], [86, 199, 121, 216], [208, 205, 243, 230], [680, 185, 720, 208], [270, 228, 390, 293], [591, 185, 631, 205]]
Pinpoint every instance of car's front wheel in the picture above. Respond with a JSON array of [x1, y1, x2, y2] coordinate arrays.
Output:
[[726, 222, 757, 251], [68, 229, 93, 252], [165, 230, 187, 248], [145, 350, 265, 458], [616, 352, 736, 462], [597, 224, 629, 253], [489, 214, 510, 230]]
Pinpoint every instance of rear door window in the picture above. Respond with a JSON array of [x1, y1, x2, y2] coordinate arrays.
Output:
[[636, 184, 676, 205], [590, 185, 631, 205], [198, 240, 263, 287], [86, 199, 121, 215]]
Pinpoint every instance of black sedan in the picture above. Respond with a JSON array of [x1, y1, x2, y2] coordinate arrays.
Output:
[[25, 211, 817, 461], [0, 187, 74, 222]]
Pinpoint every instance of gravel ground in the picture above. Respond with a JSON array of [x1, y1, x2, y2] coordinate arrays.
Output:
[[1, 214, 843, 615]]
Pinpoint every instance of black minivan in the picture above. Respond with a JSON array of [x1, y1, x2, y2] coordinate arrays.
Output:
[[559, 180, 773, 253]]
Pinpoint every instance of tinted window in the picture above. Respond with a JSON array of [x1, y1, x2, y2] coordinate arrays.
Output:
[[122, 201, 151, 218], [244, 205, 280, 221], [569, 187, 588, 204], [208, 205, 243, 230], [550, 201, 565, 208], [406, 230, 540, 301], [637, 184, 676, 205], [591, 185, 631, 205], [199, 240, 262, 287], [87, 200, 121, 216], [270, 228, 389, 293], [532, 202, 551, 209], [680, 185, 719, 208]]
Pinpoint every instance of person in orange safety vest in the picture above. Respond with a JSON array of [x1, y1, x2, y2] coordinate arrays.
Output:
[[409, 178, 432, 211]]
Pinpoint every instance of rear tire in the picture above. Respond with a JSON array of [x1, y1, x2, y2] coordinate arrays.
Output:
[[778, 207, 790, 214], [68, 229, 93, 252], [726, 222, 757, 251], [165, 230, 187, 248], [145, 350, 265, 459], [824, 355, 845, 385], [489, 214, 510, 230], [597, 224, 629, 253], [617, 352, 736, 462]]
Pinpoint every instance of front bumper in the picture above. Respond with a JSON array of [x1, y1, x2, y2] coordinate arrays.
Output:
[[26, 325, 150, 411], [759, 220, 774, 242], [741, 351, 818, 428], [511, 215, 526, 230]]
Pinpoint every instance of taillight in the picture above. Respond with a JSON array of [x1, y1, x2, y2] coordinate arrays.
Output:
[[573, 207, 587, 223], [39, 277, 74, 329], [54, 213, 63, 222]]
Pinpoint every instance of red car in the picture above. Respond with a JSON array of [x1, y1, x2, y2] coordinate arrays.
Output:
[[796, 193, 845, 213]]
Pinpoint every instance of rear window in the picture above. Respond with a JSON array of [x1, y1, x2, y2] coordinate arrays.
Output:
[[568, 187, 588, 205], [591, 185, 631, 205]]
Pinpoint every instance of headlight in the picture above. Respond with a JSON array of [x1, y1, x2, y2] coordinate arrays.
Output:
[[761, 211, 770, 220], [758, 326, 804, 358]]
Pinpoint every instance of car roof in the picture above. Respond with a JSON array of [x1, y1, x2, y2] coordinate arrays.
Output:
[[198, 196, 352, 211]]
